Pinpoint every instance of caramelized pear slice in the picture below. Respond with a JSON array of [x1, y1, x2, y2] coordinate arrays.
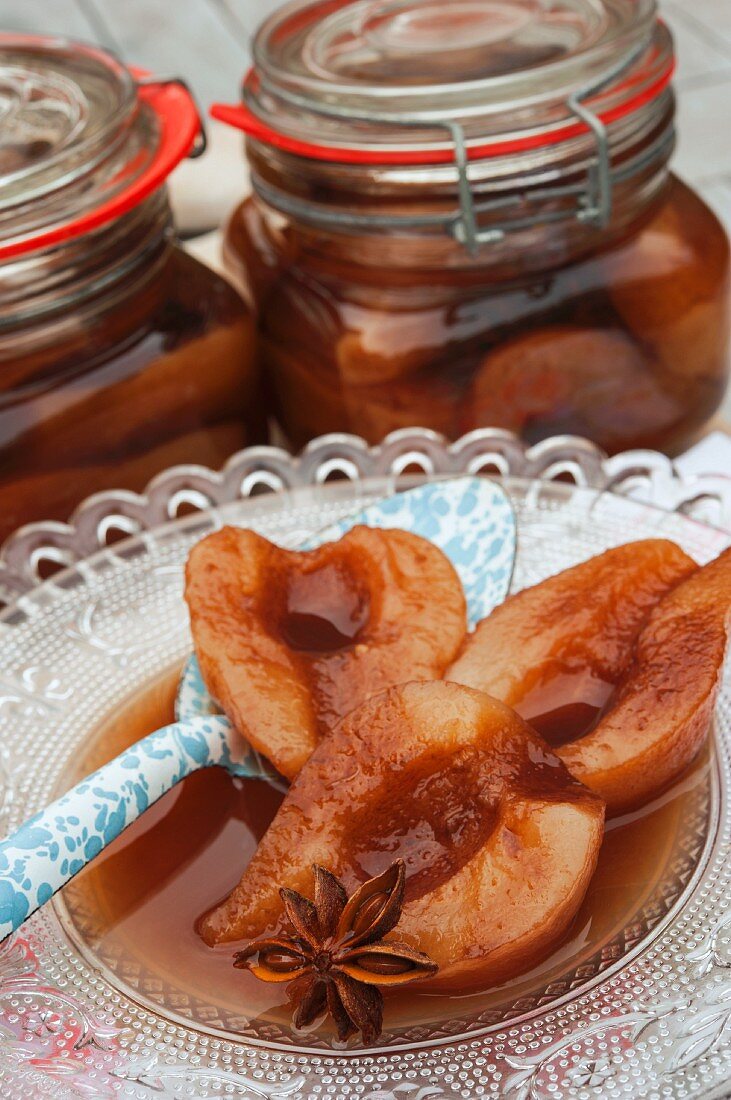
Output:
[[199, 682, 604, 992], [185, 526, 466, 780], [447, 539, 731, 813], [447, 539, 696, 714], [558, 546, 731, 812]]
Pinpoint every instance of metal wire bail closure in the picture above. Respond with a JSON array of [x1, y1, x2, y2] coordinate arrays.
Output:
[[451, 37, 649, 254]]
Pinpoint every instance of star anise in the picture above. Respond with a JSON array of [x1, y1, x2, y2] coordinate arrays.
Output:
[[233, 860, 437, 1043]]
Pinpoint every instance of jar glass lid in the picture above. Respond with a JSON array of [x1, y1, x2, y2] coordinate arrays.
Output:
[[256, 0, 654, 111], [0, 35, 203, 259], [301, 0, 607, 91], [214, 0, 671, 164]]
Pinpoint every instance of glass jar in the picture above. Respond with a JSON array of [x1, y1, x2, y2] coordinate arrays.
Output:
[[0, 36, 263, 543], [214, 0, 729, 455]]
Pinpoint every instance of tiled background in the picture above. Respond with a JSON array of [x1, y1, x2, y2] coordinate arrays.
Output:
[[2, 0, 731, 424]]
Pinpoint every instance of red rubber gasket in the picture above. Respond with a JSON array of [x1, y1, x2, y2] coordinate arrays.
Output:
[[211, 56, 675, 167]]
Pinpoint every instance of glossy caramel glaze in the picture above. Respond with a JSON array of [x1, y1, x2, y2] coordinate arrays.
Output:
[[198, 681, 605, 992], [64, 669, 710, 1035], [448, 538, 730, 814], [448, 540, 696, 713], [185, 526, 467, 780], [559, 545, 731, 812]]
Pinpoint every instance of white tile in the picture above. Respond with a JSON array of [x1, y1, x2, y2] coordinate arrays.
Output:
[[672, 79, 731, 182], [667, 0, 731, 43], [0, 0, 100, 39], [86, 0, 247, 106], [662, 3, 731, 85], [222, 0, 286, 40], [676, 430, 731, 474]]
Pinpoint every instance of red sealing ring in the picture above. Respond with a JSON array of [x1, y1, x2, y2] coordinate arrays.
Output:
[[0, 68, 200, 261], [212, 55, 675, 167]]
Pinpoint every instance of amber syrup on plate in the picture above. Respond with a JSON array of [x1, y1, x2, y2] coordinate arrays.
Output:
[[59, 666, 712, 1038]]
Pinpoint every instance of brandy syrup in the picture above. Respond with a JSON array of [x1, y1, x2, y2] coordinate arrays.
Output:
[[59, 666, 713, 1038]]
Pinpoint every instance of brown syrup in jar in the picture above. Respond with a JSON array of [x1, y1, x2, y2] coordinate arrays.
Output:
[[0, 38, 265, 544], [60, 667, 712, 1037], [0, 250, 263, 544], [228, 175, 729, 456]]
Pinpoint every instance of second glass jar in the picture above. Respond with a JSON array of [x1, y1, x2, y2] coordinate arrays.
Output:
[[218, 0, 730, 456]]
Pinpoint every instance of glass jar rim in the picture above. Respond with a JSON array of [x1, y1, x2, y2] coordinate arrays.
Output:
[[0, 35, 203, 260], [212, 0, 672, 167], [214, 51, 673, 166]]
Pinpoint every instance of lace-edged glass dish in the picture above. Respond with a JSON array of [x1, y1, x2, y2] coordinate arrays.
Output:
[[0, 473, 729, 1099]]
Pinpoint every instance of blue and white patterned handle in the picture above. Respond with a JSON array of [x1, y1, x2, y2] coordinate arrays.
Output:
[[0, 715, 270, 940]]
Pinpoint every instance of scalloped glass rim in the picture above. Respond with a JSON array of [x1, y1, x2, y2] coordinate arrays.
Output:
[[2, 472, 729, 630], [1, 428, 729, 603]]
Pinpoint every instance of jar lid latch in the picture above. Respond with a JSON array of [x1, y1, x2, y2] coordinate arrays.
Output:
[[452, 36, 649, 255], [135, 74, 208, 159]]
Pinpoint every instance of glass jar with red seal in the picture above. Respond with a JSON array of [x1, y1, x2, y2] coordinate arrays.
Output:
[[214, 0, 729, 455], [0, 35, 263, 544]]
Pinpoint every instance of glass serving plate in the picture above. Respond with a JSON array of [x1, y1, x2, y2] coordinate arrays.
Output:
[[0, 428, 729, 1099]]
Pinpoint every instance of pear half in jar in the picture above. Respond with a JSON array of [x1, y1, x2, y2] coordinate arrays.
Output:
[[463, 325, 680, 450], [198, 681, 605, 992], [185, 526, 466, 780], [607, 180, 730, 405]]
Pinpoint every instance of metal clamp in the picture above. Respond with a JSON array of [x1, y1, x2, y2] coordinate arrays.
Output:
[[448, 108, 612, 255], [250, 36, 660, 256], [451, 37, 651, 254], [136, 75, 208, 159], [251, 121, 674, 258]]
